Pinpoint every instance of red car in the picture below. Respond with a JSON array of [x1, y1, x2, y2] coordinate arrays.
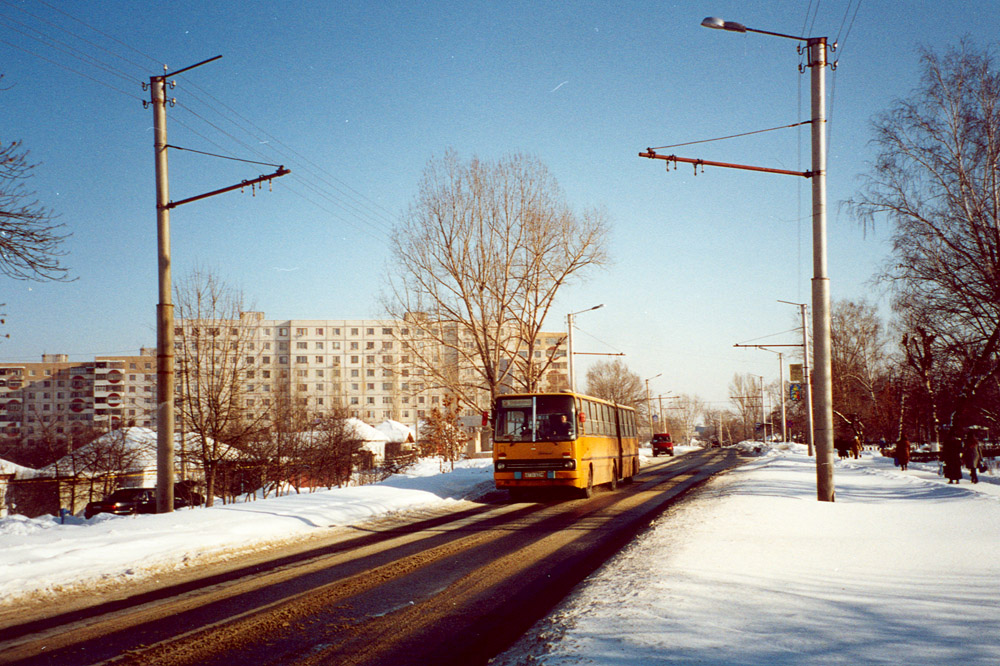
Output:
[[651, 433, 674, 457]]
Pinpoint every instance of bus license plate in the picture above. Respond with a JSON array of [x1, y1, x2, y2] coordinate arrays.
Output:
[[524, 471, 546, 478]]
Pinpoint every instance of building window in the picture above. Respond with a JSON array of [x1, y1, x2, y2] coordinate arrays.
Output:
[[350, 328, 359, 336], [315, 356, 324, 364], [296, 328, 306, 336], [296, 342, 307, 350], [296, 356, 307, 363], [367, 328, 375, 335], [279, 328, 288, 336], [315, 342, 324, 349]]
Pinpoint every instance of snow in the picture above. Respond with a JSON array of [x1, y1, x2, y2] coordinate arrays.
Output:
[[496, 444, 1000, 665], [2, 445, 999, 665]]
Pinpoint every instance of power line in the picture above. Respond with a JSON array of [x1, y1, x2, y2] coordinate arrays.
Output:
[[649, 121, 811, 151]]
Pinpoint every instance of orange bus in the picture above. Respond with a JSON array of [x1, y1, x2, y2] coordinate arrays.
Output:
[[492, 391, 639, 499]]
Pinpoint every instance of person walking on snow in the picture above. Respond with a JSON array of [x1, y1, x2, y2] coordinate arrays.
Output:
[[963, 431, 982, 484], [896, 435, 911, 471], [943, 433, 963, 483]]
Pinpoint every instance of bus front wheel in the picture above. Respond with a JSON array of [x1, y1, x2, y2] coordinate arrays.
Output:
[[580, 466, 594, 499]]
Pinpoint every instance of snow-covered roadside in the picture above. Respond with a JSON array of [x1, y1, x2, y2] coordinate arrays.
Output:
[[494, 444, 1000, 665], [0, 458, 496, 605]]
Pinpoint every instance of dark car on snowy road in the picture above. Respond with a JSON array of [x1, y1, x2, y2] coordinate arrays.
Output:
[[83, 487, 190, 518]]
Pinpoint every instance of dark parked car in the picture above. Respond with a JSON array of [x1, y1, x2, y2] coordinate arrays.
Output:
[[651, 433, 674, 457], [84, 487, 189, 519]]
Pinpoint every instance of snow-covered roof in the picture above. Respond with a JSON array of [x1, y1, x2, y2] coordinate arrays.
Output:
[[0, 457, 41, 479], [35, 427, 224, 477], [346, 418, 390, 443], [375, 419, 416, 443]]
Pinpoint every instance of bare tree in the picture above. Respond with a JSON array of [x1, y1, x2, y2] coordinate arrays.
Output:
[[830, 299, 895, 443], [0, 139, 71, 281], [307, 406, 365, 489], [385, 150, 609, 417], [584, 359, 645, 408], [729, 373, 761, 442], [174, 268, 268, 506], [850, 42, 1000, 434]]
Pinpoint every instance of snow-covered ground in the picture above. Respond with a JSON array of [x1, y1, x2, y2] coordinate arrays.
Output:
[[495, 444, 1000, 665], [3, 445, 998, 664]]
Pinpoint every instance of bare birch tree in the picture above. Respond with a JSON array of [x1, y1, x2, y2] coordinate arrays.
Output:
[[174, 268, 267, 506], [385, 150, 609, 416], [850, 42, 1000, 433]]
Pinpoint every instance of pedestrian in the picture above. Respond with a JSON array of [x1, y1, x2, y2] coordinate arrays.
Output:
[[963, 431, 982, 484], [835, 437, 849, 460], [851, 435, 862, 459], [896, 435, 911, 471], [942, 433, 963, 483]]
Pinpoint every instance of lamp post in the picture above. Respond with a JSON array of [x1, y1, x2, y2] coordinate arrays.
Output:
[[701, 16, 834, 502], [566, 304, 604, 393], [644, 373, 662, 439]]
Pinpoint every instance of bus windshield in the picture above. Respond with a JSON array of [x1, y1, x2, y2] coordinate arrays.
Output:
[[494, 395, 576, 442]]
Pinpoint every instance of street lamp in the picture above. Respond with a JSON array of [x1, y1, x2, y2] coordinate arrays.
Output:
[[567, 304, 604, 393], [645, 373, 662, 439], [701, 16, 835, 502]]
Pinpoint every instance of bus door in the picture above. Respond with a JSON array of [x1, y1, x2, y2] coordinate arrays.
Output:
[[615, 407, 624, 478]]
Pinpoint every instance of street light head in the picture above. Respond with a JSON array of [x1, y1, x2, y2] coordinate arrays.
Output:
[[701, 16, 747, 32]]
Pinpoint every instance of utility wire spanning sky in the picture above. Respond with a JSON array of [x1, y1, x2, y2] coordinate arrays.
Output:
[[2, 0, 996, 406]]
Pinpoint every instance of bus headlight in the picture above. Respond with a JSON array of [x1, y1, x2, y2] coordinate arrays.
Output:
[[563, 459, 576, 470]]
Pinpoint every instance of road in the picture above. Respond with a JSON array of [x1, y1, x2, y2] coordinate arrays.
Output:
[[0, 448, 740, 666]]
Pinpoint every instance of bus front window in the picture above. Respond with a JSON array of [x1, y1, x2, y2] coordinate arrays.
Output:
[[494, 395, 576, 442]]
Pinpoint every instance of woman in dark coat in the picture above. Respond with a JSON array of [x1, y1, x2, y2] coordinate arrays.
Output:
[[942, 434, 963, 483], [896, 435, 911, 471]]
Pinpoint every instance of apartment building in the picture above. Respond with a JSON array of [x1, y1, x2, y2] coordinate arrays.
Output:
[[1, 314, 569, 457], [0, 350, 157, 457], [175, 314, 570, 430]]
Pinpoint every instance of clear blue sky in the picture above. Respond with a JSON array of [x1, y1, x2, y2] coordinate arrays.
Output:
[[2, 1, 996, 406]]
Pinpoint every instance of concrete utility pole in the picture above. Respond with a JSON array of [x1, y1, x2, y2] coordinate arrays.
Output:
[[151, 69, 175, 514], [780, 300, 815, 456], [642, 17, 835, 501], [147, 56, 289, 513]]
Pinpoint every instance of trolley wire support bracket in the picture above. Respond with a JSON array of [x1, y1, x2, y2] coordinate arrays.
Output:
[[638, 149, 813, 179], [160, 167, 291, 210]]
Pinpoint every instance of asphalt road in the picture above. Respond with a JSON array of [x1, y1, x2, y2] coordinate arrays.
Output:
[[0, 448, 740, 666]]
